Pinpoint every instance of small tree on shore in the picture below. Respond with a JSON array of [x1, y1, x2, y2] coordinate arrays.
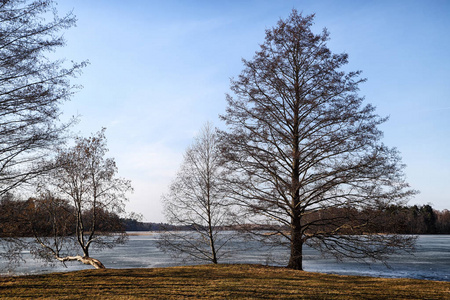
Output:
[[160, 123, 235, 264], [220, 10, 417, 270], [29, 129, 132, 269]]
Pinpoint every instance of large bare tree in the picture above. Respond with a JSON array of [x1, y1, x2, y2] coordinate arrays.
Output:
[[0, 0, 85, 196], [160, 123, 235, 264], [30, 129, 132, 269], [220, 10, 417, 270]]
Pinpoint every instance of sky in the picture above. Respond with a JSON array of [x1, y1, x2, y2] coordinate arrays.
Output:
[[54, 0, 450, 222]]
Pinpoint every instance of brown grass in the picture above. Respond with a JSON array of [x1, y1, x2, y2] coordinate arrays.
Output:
[[0, 264, 449, 299]]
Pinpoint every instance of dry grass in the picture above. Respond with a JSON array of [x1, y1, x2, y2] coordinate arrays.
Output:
[[0, 264, 449, 299]]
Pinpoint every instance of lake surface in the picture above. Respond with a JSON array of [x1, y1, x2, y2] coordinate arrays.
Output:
[[1, 234, 449, 282]]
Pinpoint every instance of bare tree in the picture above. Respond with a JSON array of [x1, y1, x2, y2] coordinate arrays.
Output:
[[160, 123, 235, 264], [31, 129, 132, 269], [0, 0, 86, 196], [220, 10, 417, 270]]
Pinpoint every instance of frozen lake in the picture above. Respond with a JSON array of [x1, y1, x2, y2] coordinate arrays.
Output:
[[1, 234, 449, 282]]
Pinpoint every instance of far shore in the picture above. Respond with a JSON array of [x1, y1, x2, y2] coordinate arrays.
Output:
[[126, 231, 155, 236]]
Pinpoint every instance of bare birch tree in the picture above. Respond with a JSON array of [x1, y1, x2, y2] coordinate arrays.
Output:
[[0, 0, 85, 196], [30, 129, 132, 269], [220, 10, 417, 270], [160, 123, 234, 264]]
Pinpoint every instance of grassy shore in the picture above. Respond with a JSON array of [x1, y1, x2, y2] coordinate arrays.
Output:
[[1, 264, 449, 299]]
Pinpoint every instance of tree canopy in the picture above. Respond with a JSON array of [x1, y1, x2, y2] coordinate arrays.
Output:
[[29, 129, 132, 269], [160, 123, 235, 264], [0, 0, 86, 196], [220, 10, 417, 270]]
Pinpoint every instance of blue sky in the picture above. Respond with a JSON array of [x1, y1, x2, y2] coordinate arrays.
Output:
[[55, 0, 450, 222]]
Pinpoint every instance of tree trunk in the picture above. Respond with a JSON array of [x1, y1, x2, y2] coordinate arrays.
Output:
[[289, 68, 302, 270], [209, 237, 218, 264], [208, 219, 218, 264], [57, 255, 106, 269], [287, 218, 303, 270], [81, 256, 106, 269]]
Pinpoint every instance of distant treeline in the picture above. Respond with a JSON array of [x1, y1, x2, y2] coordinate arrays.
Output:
[[377, 204, 450, 234], [123, 204, 450, 235], [0, 194, 123, 238], [121, 219, 206, 232], [2, 193, 449, 237]]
